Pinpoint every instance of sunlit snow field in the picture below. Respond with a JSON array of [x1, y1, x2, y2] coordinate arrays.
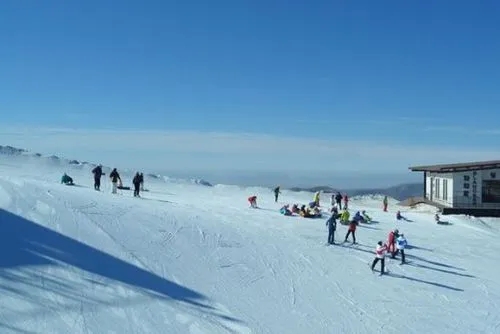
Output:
[[0, 151, 498, 334]]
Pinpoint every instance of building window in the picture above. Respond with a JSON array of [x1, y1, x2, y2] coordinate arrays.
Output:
[[463, 191, 469, 197], [491, 172, 496, 179], [464, 175, 470, 181], [464, 183, 470, 189], [482, 180, 500, 203]]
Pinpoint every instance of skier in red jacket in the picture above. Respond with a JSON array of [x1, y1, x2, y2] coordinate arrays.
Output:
[[248, 195, 257, 208], [387, 229, 399, 257], [344, 219, 358, 244]]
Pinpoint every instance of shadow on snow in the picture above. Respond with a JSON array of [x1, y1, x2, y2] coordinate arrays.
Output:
[[0, 208, 244, 329], [383, 272, 464, 292]]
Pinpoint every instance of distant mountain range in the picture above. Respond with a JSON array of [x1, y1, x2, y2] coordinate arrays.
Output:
[[288, 183, 422, 201]]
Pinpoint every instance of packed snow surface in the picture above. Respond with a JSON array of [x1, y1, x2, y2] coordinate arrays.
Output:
[[0, 153, 499, 333]]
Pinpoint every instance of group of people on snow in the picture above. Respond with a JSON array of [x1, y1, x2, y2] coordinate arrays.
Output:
[[60, 165, 145, 197], [262, 187, 408, 275]]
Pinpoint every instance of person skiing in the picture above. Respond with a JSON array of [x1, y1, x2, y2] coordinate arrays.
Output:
[[395, 233, 408, 264], [109, 168, 121, 194], [92, 164, 104, 191], [248, 195, 257, 208], [371, 241, 388, 274], [326, 211, 339, 244], [61, 173, 74, 185], [133, 172, 141, 197], [383, 195, 388, 212], [335, 192, 342, 210], [139, 173, 144, 191], [343, 194, 349, 210], [273, 186, 281, 202], [387, 229, 399, 257], [344, 219, 358, 244]]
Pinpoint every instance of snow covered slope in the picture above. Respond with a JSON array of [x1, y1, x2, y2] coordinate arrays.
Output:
[[0, 153, 499, 333]]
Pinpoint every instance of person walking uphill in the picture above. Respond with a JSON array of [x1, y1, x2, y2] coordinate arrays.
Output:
[[133, 172, 141, 197], [326, 211, 340, 244], [371, 241, 388, 274], [109, 168, 121, 194], [92, 164, 104, 191], [273, 186, 281, 202]]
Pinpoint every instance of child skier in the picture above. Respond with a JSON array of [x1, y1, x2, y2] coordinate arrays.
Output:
[[326, 212, 339, 244], [395, 233, 408, 264], [248, 195, 258, 208], [344, 219, 358, 244], [371, 241, 388, 274]]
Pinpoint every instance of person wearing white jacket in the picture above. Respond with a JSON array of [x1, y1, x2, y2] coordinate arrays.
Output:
[[396, 234, 408, 264], [371, 241, 388, 274]]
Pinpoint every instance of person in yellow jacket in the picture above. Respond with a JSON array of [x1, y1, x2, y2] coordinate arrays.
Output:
[[340, 210, 350, 224], [313, 191, 320, 207]]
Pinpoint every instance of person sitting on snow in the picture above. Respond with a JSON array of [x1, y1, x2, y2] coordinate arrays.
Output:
[[248, 195, 258, 208], [61, 173, 74, 185], [340, 210, 350, 224], [353, 211, 365, 224], [280, 204, 292, 216], [313, 191, 320, 207], [291, 204, 300, 213], [361, 210, 372, 222], [396, 210, 403, 220]]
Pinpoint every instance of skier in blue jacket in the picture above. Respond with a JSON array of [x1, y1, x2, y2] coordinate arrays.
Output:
[[326, 212, 340, 244]]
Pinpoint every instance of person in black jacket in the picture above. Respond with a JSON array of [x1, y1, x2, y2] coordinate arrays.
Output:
[[273, 186, 281, 202], [139, 173, 144, 191], [335, 192, 342, 209], [92, 164, 104, 191], [133, 172, 141, 197], [109, 168, 121, 194], [326, 211, 340, 244]]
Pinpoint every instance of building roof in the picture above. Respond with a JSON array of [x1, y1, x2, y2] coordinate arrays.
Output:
[[409, 160, 500, 173]]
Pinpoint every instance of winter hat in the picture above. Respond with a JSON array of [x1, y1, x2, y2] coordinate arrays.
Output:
[[377, 241, 383, 246]]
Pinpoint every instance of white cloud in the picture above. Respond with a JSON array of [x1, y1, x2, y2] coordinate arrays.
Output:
[[0, 126, 499, 176]]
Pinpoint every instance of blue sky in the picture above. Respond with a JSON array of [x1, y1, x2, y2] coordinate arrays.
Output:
[[1, 0, 499, 188]]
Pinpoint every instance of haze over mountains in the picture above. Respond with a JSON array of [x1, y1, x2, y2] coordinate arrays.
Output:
[[0, 145, 421, 200]]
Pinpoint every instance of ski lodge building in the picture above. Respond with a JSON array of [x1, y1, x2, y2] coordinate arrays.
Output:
[[409, 160, 500, 216]]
